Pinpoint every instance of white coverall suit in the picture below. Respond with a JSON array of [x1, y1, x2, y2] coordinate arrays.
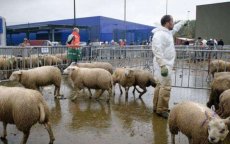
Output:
[[152, 21, 186, 113]]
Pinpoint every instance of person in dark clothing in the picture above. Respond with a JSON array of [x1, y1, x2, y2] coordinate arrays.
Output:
[[207, 39, 214, 47], [218, 39, 224, 46], [184, 40, 189, 45]]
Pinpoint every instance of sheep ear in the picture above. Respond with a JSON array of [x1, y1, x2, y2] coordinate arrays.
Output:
[[71, 68, 75, 71], [124, 69, 129, 76], [205, 111, 212, 121], [223, 117, 230, 125], [70, 62, 76, 66], [129, 69, 134, 74], [211, 105, 216, 112], [15, 71, 22, 75]]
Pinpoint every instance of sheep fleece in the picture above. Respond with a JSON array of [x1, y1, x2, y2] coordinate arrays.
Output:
[[70, 67, 112, 90], [0, 86, 50, 131], [16, 66, 61, 90], [77, 62, 113, 74], [169, 101, 218, 143]]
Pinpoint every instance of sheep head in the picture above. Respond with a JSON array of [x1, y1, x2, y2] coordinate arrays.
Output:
[[207, 115, 230, 143], [124, 69, 134, 78], [9, 71, 22, 82], [112, 72, 119, 84], [63, 66, 78, 75]]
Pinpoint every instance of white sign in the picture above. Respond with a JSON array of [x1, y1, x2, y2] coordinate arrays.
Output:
[[41, 47, 49, 53]]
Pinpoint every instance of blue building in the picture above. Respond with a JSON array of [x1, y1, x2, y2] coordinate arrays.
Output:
[[6, 16, 154, 45]]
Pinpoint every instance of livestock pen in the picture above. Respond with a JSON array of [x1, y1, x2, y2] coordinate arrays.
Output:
[[1, 45, 230, 144], [1, 45, 230, 89]]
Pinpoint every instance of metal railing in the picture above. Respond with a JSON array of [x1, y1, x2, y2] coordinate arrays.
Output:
[[1, 45, 230, 89]]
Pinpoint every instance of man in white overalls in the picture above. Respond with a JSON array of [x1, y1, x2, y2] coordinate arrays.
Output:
[[152, 15, 186, 119]]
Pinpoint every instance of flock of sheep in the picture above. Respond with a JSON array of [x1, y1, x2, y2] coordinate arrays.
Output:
[[169, 59, 230, 144], [0, 53, 67, 70], [1, 57, 230, 144], [0, 61, 157, 144]]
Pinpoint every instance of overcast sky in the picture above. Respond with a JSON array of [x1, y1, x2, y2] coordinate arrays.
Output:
[[0, 0, 228, 26]]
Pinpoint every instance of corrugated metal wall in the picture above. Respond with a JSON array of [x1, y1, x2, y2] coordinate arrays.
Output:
[[196, 2, 230, 44]]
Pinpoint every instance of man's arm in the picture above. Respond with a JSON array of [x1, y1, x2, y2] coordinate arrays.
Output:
[[171, 20, 187, 35], [152, 32, 166, 67]]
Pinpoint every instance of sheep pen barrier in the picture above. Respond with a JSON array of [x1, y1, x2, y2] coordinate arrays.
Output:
[[1, 45, 230, 90]]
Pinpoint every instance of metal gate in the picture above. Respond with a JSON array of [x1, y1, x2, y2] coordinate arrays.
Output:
[[1, 45, 230, 90]]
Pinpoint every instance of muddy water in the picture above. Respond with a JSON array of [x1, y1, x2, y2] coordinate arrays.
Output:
[[0, 76, 230, 144]]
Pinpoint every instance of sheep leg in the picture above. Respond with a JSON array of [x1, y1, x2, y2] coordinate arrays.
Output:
[[44, 122, 55, 144], [71, 88, 80, 101], [21, 130, 30, 144], [139, 87, 147, 98], [134, 86, 142, 94], [107, 88, 112, 103], [95, 90, 105, 101], [125, 87, 129, 98], [132, 86, 136, 94], [112, 84, 116, 96], [171, 133, 175, 144], [1, 122, 7, 139], [54, 86, 61, 99], [188, 138, 192, 144], [88, 88, 93, 99], [119, 85, 123, 95]]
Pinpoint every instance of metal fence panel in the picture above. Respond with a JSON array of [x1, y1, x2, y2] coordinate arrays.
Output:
[[1, 45, 230, 89]]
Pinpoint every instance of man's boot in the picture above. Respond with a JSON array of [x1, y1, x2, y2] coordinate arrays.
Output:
[[156, 87, 171, 119]]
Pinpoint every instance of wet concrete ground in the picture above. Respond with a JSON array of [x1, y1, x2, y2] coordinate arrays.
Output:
[[0, 76, 230, 144]]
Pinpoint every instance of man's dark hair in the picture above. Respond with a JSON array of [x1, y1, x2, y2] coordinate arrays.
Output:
[[161, 15, 172, 26]]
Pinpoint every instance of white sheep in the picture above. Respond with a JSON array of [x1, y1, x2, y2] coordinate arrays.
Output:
[[55, 53, 68, 64], [73, 62, 113, 74], [132, 69, 157, 98], [0, 86, 55, 144], [9, 66, 62, 98], [216, 89, 230, 118], [0, 57, 16, 70], [63, 66, 113, 102], [42, 55, 62, 66], [70, 62, 113, 94], [207, 72, 230, 109], [209, 60, 230, 77], [169, 101, 230, 144], [19, 55, 43, 68], [112, 67, 135, 97]]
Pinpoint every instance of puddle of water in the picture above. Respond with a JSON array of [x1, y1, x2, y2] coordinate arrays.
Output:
[[0, 76, 229, 144]]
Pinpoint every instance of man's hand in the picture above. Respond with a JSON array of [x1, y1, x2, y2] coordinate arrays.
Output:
[[161, 65, 168, 77]]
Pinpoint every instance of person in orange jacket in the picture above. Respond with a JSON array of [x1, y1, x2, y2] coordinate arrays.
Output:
[[67, 27, 81, 63]]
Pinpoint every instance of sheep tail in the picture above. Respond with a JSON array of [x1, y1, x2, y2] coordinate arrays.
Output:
[[38, 103, 46, 123], [150, 77, 157, 88]]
